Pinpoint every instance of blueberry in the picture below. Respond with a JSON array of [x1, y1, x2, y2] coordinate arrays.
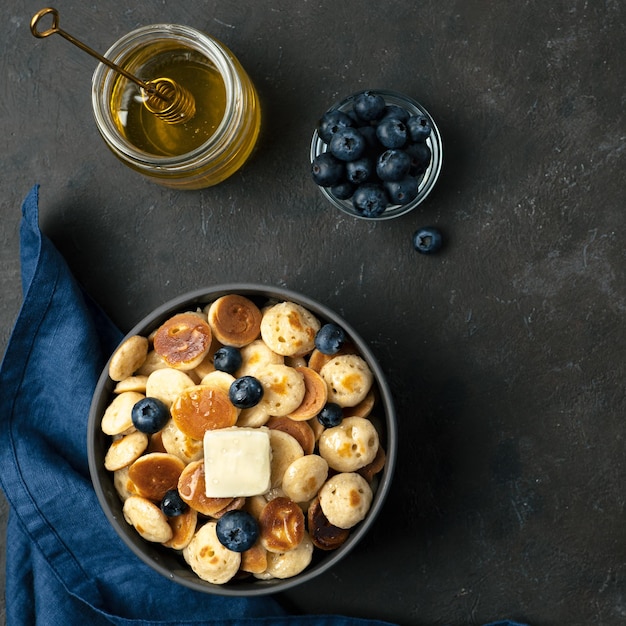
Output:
[[413, 226, 443, 255], [357, 125, 382, 149], [131, 397, 169, 434], [213, 346, 242, 374], [380, 104, 410, 123], [346, 157, 374, 185], [311, 152, 344, 186], [317, 110, 354, 143], [376, 117, 408, 148], [384, 176, 420, 205], [315, 323, 347, 355], [407, 114, 432, 142], [317, 403, 344, 428], [376, 149, 411, 182], [331, 181, 355, 200], [353, 91, 386, 122], [229, 375, 264, 408], [405, 142, 431, 176], [216, 510, 259, 552], [352, 184, 389, 218], [329, 127, 366, 162], [160, 489, 188, 517]]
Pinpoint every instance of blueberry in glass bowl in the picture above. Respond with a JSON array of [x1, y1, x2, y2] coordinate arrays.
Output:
[[310, 89, 443, 220]]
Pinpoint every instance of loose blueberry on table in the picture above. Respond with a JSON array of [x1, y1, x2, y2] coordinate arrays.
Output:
[[412, 226, 443, 255], [311, 90, 433, 217]]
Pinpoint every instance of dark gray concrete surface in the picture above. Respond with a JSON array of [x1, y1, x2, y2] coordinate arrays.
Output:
[[1, 1, 625, 625]]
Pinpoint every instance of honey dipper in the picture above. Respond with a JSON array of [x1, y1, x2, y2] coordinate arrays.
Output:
[[30, 7, 196, 124]]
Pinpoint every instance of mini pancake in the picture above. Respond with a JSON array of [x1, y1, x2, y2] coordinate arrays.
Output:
[[136, 350, 168, 376], [257, 533, 314, 579], [199, 370, 237, 396], [241, 542, 268, 574], [127, 452, 186, 502], [114, 375, 148, 394], [113, 466, 141, 502], [177, 460, 235, 517], [145, 368, 195, 407], [147, 431, 167, 454], [237, 339, 284, 377], [191, 351, 217, 381], [286, 367, 328, 421], [318, 472, 373, 529], [123, 495, 173, 543], [307, 415, 325, 442], [109, 335, 149, 382], [357, 445, 387, 483], [307, 349, 332, 373], [342, 387, 376, 419], [282, 455, 329, 503], [161, 419, 204, 464], [268, 429, 304, 488], [259, 496, 305, 553], [164, 507, 198, 550], [319, 354, 373, 408], [260, 302, 321, 357], [256, 364, 306, 417], [318, 416, 379, 472], [284, 355, 307, 369], [153, 312, 213, 370], [191, 335, 222, 380], [183, 522, 241, 584], [101, 391, 145, 436], [244, 494, 269, 520], [307, 495, 350, 551], [212, 497, 246, 519], [266, 416, 315, 456], [207, 294, 262, 347], [236, 403, 270, 428], [104, 431, 149, 472], [307, 341, 357, 372], [171, 385, 237, 440]]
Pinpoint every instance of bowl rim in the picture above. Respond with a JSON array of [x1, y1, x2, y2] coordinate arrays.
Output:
[[87, 283, 397, 596], [310, 88, 443, 221]]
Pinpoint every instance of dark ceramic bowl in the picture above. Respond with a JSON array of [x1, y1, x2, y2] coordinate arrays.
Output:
[[87, 284, 397, 596], [310, 89, 443, 220]]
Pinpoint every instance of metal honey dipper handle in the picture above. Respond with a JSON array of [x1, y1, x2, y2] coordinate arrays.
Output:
[[30, 7, 196, 125]]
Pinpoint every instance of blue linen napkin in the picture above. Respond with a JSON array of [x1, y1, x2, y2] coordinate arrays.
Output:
[[0, 185, 528, 626]]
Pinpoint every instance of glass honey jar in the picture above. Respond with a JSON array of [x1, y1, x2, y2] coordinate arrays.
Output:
[[91, 24, 261, 189]]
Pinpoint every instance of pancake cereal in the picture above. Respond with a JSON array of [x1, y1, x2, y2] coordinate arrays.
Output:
[[100, 294, 387, 585]]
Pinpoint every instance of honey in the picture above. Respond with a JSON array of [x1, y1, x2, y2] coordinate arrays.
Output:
[[92, 24, 261, 189], [111, 46, 227, 157]]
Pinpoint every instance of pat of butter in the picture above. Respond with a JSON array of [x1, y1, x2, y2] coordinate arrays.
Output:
[[203, 427, 271, 498]]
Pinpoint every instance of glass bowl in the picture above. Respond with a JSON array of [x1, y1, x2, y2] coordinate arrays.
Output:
[[310, 89, 443, 220], [87, 284, 397, 596]]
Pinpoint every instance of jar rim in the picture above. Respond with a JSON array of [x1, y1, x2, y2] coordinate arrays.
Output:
[[91, 23, 242, 169]]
